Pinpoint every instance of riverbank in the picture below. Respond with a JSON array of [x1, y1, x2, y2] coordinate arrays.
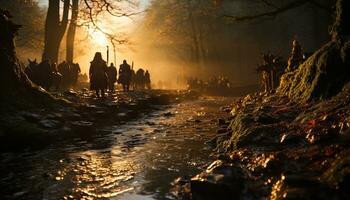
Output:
[[0, 90, 198, 151], [179, 83, 350, 199]]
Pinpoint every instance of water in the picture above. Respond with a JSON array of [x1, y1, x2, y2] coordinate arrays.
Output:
[[0, 96, 232, 200]]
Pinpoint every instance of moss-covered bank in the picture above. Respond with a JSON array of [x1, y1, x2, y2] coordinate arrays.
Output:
[[180, 83, 350, 199]]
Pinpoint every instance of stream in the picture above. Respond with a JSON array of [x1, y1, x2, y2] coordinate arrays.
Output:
[[0, 96, 232, 200]]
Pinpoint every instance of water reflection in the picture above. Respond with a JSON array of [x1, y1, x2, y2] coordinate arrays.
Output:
[[1, 97, 232, 200]]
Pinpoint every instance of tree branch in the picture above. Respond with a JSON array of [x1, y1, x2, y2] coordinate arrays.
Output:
[[222, 0, 312, 21]]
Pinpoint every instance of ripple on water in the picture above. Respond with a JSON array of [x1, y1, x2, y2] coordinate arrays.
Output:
[[1, 97, 234, 200], [54, 150, 142, 199]]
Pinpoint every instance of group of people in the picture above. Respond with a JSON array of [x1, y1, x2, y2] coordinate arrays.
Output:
[[187, 75, 231, 91], [256, 53, 287, 92], [89, 52, 152, 98], [56, 61, 81, 89], [257, 38, 310, 92], [25, 59, 80, 91], [24, 52, 152, 97], [132, 68, 151, 91]]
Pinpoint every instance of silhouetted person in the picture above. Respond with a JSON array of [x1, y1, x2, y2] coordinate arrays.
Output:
[[257, 53, 274, 92], [272, 56, 287, 88], [107, 63, 117, 93], [71, 62, 81, 87], [130, 69, 136, 91], [135, 68, 145, 90], [25, 59, 38, 83], [51, 62, 62, 91], [79, 73, 88, 83], [118, 60, 132, 92], [39, 59, 52, 90], [286, 38, 303, 72], [89, 52, 108, 98], [145, 70, 151, 90], [58, 61, 71, 89]]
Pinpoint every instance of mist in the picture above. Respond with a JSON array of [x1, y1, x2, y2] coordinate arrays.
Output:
[[119, 0, 331, 89], [8, 0, 331, 90]]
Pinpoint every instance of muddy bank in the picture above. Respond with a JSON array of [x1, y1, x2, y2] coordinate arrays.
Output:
[[179, 84, 350, 199], [0, 90, 198, 151]]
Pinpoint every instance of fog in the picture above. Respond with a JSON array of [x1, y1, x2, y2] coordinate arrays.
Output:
[[14, 0, 331, 89]]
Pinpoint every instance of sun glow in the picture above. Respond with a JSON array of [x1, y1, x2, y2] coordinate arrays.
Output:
[[90, 30, 109, 46]]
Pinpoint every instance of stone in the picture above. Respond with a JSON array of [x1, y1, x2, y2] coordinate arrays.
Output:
[[38, 119, 62, 129], [163, 112, 174, 117], [190, 160, 244, 200], [21, 112, 42, 122]]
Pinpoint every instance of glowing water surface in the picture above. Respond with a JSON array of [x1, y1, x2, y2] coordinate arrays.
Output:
[[0, 97, 232, 200]]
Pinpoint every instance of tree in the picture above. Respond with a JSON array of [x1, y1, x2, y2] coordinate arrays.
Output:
[[0, 0, 45, 59], [0, 9, 53, 103], [0, 10, 30, 94], [43, 0, 138, 64], [220, 0, 332, 21], [277, 0, 350, 101], [66, 0, 79, 63], [144, 0, 217, 71], [220, 0, 349, 101], [42, 0, 70, 63]]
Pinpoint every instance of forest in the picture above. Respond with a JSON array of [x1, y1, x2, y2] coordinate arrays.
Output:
[[0, 0, 349, 199]]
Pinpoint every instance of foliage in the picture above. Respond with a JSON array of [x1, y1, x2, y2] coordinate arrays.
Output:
[[0, 0, 45, 50], [143, 0, 218, 65]]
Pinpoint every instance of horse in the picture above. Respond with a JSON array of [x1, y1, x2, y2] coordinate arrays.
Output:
[[25, 59, 61, 91]]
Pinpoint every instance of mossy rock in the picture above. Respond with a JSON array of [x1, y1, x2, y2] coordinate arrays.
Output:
[[227, 112, 282, 150], [277, 40, 350, 102]]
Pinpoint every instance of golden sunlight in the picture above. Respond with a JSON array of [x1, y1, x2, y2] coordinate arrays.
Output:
[[90, 30, 109, 47]]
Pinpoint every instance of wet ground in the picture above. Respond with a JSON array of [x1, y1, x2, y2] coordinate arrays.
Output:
[[0, 95, 232, 200]]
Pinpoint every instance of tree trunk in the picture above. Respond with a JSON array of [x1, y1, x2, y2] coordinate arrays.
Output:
[[42, 0, 69, 63], [198, 26, 206, 66], [0, 11, 31, 95], [0, 10, 55, 105], [330, 0, 350, 42], [186, 1, 201, 71], [66, 0, 79, 63]]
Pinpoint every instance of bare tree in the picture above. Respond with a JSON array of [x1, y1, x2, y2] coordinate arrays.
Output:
[[79, 0, 141, 63], [43, 0, 140, 64]]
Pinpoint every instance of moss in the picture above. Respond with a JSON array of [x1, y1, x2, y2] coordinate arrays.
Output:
[[277, 41, 350, 102], [277, 0, 350, 102]]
